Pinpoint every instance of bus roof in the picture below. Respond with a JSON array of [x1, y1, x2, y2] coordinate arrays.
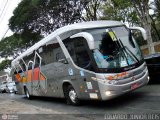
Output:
[[11, 20, 124, 66]]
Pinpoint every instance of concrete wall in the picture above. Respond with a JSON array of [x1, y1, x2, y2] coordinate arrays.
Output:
[[140, 41, 160, 56]]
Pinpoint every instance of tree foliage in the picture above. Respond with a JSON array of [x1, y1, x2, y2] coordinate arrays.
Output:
[[9, 0, 90, 36], [84, 0, 105, 21], [6, 0, 92, 58], [102, 0, 158, 54], [101, 0, 139, 26], [130, 0, 155, 54], [0, 59, 11, 71], [155, 0, 160, 21], [4, 0, 105, 57], [0, 34, 22, 58], [0, 32, 41, 58]]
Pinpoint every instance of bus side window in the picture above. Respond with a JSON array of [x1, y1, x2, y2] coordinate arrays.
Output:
[[22, 64, 26, 71], [23, 52, 35, 70], [18, 59, 26, 72], [55, 50, 65, 62], [38, 39, 66, 65], [74, 38, 91, 69], [17, 64, 23, 73], [37, 47, 46, 66], [34, 56, 40, 68], [63, 37, 93, 70], [56, 53, 60, 61], [28, 63, 32, 70]]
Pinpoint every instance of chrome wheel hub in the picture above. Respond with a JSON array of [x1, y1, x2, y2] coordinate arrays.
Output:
[[69, 89, 77, 103], [26, 91, 29, 98]]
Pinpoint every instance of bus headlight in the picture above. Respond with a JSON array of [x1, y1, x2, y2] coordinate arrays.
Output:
[[105, 91, 111, 96]]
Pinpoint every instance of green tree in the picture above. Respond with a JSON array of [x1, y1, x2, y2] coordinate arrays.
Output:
[[0, 33, 38, 58], [101, 0, 139, 26], [6, 0, 105, 57], [84, 0, 105, 21], [5, 0, 91, 57], [130, 0, 155, 54], [153, 0, 160, 41], [0, 59, 11, 71], [9, 0, 89, 36], [0, 34, 21, 58], [102, 0, 156, 54], [155, 0, 160, 20]]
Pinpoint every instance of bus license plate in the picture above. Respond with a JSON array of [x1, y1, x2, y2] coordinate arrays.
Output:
[[131, 83, 138, 90]]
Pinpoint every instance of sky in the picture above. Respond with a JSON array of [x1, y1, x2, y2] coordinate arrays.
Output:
[[0, 0, 21, 40], [0, 0, 21, 66]]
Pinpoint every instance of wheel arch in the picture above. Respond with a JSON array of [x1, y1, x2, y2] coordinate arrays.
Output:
[[62, 81, 73, 94], [62, 80, 80, 105]]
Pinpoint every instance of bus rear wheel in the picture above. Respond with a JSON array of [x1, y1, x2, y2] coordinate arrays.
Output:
[[64, 85, 80, 105], [24, 87, 32, 99]]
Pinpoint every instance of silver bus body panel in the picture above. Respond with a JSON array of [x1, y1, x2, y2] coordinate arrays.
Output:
[[18, 60, 101, 100]]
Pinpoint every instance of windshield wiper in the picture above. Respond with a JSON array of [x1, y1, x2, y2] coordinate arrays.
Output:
[[109, 28, 130, 65], [118, 39, 139, 63]]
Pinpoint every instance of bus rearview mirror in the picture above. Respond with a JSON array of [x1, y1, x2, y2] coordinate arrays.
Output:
[[129, 27, 148, 40]]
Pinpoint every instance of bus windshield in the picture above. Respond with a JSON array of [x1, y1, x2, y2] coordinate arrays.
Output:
[[85, 26, 143, 69]]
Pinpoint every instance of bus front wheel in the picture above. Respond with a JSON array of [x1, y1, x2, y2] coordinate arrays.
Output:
[[64, 85, 80, 105]]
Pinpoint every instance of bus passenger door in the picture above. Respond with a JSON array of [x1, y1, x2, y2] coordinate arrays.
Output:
[[32, 52, 47, 96], [27, 61, 34, 95], [52, 47, 68, 97]]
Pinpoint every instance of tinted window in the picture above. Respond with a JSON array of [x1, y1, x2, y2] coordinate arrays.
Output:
[[64, 37, 93, 70], [37, 39, 65, 65]]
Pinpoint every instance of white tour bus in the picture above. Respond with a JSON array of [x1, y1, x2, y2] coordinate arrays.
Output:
[[11, 21, 149, 105]]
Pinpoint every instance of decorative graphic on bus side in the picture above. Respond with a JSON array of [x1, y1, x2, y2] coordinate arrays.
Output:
[[15, 67, 46, 83]]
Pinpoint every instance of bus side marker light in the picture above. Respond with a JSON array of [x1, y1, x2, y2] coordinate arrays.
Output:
[[91, 77, 97, 81], [106, 72, 128, 80], [80, 89, 84, 92], [91, 77, 106, 83], [106, 76, 113, 80]]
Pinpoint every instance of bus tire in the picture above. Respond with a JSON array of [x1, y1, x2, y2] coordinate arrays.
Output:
[[24, 87, 32, 99], [64, 85, 80, 105]]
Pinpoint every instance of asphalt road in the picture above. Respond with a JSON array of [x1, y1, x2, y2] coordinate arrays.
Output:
[[0, 83, 160, 120]]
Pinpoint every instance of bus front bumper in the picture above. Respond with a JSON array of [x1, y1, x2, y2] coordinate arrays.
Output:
[[99, 71, 149, 101]]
